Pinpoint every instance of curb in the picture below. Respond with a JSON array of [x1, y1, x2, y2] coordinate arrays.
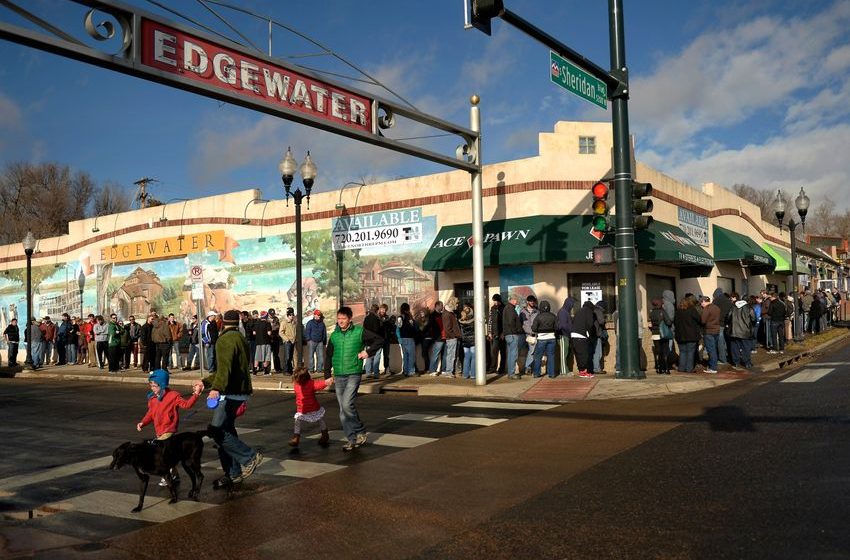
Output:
[[752, 329, 850, 373]]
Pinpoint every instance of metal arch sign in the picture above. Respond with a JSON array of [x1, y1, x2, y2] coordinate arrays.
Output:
[[140, 19, 373, 135], [0, 0, 478, 172]]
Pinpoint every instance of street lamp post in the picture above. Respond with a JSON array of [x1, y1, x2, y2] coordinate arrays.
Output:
[[22, 231, 36, 369], [77, 268, 86, 319], [279, 147, 316, 368], [775, 187, 810, 343]]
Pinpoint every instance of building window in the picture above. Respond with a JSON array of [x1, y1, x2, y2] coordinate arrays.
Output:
[[579, 136, 596, 154], [568, 272, 616, 319]]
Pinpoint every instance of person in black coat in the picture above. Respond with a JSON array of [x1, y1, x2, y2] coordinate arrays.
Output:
[[570, 300, 597, 378], [673, 297, 702, 372], [531, 300, 558, 378], [487, 294, 505, 374]]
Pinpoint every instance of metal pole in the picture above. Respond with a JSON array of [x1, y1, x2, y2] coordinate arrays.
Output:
[[790, 221, 802, 342], [79, 288, 84, 319], [197, 299, 205, 372], [294, 191, 304, 367], [337, 250, 344, 308], [470, 95, 487, 386], [24, 251, 33, 368], [609, 0, 642, 379]]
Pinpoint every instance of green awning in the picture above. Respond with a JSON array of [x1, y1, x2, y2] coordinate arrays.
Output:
[[422, 215, 611, 271], [636, 221, 714, 276], [422, 216, 716, 274], [713, 225, 776, 274], [762, 243, 808, 274]]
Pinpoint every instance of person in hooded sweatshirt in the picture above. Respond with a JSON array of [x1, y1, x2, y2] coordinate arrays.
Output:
[[712, 288, 733, 364], [531, 300, 558, 378], [728, 293, 756, 370], [556, 297, 576, 376], [662, 290, 677, 356], [570, 300, 597, 378], [136, 369, 202, 485]]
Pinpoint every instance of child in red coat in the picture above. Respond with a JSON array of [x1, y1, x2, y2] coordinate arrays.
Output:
[[289, 367, 333, 448], [136, 369, 202, 485]]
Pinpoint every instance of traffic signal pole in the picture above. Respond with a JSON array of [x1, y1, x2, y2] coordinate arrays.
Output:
[[608, 0, 642, 379], [469, 0, 643, 379]]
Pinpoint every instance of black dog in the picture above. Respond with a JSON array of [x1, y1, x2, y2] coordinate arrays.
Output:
[[110, 430, 206, 513]]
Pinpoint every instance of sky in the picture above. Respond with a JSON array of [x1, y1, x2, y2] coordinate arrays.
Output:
[[0, 0, 849, 213]]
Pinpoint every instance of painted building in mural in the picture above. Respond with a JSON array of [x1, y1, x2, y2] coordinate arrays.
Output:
[[0, 121, 846, 361]]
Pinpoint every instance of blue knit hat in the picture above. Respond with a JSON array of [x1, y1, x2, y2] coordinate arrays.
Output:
[[147, 369, 170, 401]]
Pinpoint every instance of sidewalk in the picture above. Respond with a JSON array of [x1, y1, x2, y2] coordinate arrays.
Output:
[[3, 327, 848, 402]]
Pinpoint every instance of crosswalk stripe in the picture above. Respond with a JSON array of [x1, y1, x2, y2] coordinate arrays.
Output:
[[0, 456, 112, 492], [45, 490, 215, 523], [781, 368, 835, 383], [271, 460, 346, 478], [304, 430, 437, 448], [388, 413, 507, 426], [452, 400, 559, 411]]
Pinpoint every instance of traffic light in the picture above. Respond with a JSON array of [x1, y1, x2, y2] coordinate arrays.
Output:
[[591, 180, 610, 232], [632, 181, 653, 230], [470, 0, 504, 36]]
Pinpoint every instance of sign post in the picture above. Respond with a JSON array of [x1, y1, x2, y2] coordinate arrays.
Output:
[[190, 265, 205, 372]]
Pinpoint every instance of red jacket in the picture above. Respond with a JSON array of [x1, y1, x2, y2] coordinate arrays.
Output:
[[139, 389, 199, 437], [80, 321, 94, 343], [294, 378, 327, 414]]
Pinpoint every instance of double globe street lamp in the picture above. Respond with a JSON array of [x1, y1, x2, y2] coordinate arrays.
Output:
[[774, 187, 810, 342], [279, 147, 317, 368], [22, 231, 37, 369]]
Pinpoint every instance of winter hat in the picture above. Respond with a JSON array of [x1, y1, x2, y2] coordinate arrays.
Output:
[[147, 369, 169, 401], [223, 309, 240, 325], [313, 309, 322, 316], [207, 310, 217, 318]]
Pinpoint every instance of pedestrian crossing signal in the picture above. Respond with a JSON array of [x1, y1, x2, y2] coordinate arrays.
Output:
[[591, 181, 609, 232]]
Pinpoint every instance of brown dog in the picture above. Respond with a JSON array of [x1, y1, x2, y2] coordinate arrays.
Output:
[[110, 430, 205, 513]]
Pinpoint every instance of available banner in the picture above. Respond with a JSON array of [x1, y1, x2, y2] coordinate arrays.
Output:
[[332, 208, 424, 251]]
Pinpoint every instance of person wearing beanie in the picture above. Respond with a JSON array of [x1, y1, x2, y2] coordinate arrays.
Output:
[[488, 294, 505, 374], [136, 368, 202, 486], [199, 309, 263, 489]]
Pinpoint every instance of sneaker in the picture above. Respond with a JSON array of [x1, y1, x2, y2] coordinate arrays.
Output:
[[212, 476, 233, 490], [704, 369, 718, 374], [354, 432, 367, 447], [578, 370, 595, 378], [158, 477, 169, 487], [767, 350, 779, 354], [342, 441, 356, 452], [428, 372, 439, 377], [241, 452, 263, 478]]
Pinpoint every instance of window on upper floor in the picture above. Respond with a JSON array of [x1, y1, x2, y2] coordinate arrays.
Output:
[[579, 136, 596, 154]]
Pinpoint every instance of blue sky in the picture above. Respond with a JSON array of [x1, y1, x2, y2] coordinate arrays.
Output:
[[1, 0, 849, 212]]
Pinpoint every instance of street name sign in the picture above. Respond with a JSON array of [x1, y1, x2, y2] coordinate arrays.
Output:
[[550, 51, 607, 109]]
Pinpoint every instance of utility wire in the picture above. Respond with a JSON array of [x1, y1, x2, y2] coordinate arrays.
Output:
[[196, 0, 261, 54]]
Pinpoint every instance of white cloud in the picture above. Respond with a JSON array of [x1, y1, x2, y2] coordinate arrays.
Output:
[[666, 124, 850, 209], [630, 2, 850, 148]]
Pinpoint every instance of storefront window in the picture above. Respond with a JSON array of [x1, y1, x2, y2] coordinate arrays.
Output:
[[646, 274, 675, 303], [568, 272, 616, 319], [716, 277, 735, 295]]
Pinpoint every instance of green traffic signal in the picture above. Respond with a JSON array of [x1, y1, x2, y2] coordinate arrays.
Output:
[[592, 215, 608, 232]]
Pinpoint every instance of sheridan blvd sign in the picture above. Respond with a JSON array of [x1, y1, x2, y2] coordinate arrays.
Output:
[[143, 20, 372, 133], [550, 51, 607, 109]]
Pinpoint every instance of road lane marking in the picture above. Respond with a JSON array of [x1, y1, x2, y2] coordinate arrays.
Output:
[[305, 430, 437, 448], [45, 490, 215, 523], [780, 368, 836, 383], [452, 400, 559, 411], [388, 413, 507, 426], [0, 456, 112, 492], [271, 460, 346, 478]]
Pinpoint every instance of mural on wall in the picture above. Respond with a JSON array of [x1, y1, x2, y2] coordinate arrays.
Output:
[[0, 209, 441, 351], [0, 261, 97, 353]]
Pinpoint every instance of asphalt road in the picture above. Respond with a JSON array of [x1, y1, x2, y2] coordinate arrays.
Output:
[[1, 340, 849, 559]]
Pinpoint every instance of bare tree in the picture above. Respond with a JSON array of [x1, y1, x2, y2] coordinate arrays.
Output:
[[93, 181, 132, 216], [732, 183, 784, 223], [0, 162, 97, 245]]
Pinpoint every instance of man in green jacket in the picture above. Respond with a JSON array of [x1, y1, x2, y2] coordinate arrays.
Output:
[[324, 306, 383, 451], [201, 309, 263, 489], [107, 313, 122, 373]]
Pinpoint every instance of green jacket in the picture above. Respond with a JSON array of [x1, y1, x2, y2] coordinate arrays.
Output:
[[203, 328, 252, 395], [325, 323, 383, 376], [107, 322, 121, 348]]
